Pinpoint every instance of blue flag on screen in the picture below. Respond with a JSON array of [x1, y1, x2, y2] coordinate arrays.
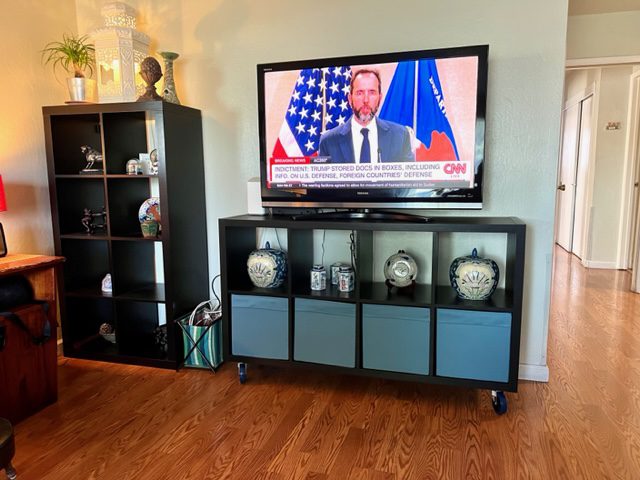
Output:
[[379, 59, 459, 161]]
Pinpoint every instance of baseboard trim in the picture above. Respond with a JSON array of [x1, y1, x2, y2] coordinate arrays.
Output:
[[582, 260, 617, 269], [519, 363, 549, 382]]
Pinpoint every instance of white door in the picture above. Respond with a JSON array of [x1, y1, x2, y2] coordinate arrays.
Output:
[[555, 103, 581, 251], [572, 95, 593, 259]]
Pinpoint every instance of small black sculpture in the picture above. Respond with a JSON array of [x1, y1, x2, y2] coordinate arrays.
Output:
[[80, 145, 103, 173], [81, 207, 107, 234]]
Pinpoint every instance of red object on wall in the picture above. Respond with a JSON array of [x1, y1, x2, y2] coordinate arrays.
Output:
[[0, 175, 6, 212]]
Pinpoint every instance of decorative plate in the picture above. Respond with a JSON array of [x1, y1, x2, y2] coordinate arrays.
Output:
[[384, 250, 418, 288], [449, 248, 499, 300], [138, 197, 161, 224], [247, 241, 287, 288]]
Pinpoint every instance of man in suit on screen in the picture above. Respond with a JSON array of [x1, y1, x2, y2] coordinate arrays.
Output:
[[318, 69, 415, 164]]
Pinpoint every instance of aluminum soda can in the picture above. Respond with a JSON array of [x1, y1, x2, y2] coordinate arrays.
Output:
[[330, 262, 347, 285], [310, 264, 327, 291], [337, 266, 355, 292]]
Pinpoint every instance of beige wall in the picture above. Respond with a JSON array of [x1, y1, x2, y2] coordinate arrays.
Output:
[[0, 1, 78, 255], [44, 0, 567, 376], [567, 11, 640, 59]]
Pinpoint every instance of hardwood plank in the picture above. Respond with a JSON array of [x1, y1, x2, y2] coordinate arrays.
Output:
[[10, 246, 640, 479]]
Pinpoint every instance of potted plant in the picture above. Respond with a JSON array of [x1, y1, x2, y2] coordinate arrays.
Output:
[[42, 33, 96, 103]]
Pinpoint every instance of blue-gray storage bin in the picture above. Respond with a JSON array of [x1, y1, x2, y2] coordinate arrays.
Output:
[[436, 309, 511, 382], [294, 298, 356, 367], [231, 295, 288, 359], [362, 304, 430, 375]]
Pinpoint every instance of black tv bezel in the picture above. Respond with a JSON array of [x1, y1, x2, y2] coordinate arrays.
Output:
[[257, 44, 488, 210]]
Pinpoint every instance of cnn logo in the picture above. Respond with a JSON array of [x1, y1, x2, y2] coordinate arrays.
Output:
[[443, 163, 466, 174]]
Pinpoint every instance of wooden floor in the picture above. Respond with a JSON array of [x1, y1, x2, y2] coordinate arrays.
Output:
[[12, 247, 640, 479]]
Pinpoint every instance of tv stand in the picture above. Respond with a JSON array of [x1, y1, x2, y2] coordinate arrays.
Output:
[[219, 214, 526, 415], [291, 210, 429, 223]]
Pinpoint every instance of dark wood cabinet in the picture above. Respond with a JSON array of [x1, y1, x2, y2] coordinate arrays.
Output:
[[219, 215, 526, 409], [43, 101, 208, 368]]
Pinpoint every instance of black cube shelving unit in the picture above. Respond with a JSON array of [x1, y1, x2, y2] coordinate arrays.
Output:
[[43, 101, 208, 368]]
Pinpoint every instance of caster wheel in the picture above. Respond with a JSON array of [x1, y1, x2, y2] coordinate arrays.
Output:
[[237, 362, 247, 384], [491, 390, 507, 415]]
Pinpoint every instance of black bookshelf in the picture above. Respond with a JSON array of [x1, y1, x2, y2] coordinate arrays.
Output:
[[43, 101, 208, 368]]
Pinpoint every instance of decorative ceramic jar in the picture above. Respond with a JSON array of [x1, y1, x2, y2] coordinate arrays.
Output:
[[384, 250, 418, 288], [140, 220, 159, 238], [247, 241, 287, 288], [449, 248, 499, 300]]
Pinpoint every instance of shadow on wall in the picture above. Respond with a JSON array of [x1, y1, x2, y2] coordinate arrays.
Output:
[[193, 0, 249, 214], [3, 181, 52, 253]]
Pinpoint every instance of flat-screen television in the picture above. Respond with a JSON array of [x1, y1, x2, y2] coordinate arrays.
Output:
[[257, 44, 488, 210]]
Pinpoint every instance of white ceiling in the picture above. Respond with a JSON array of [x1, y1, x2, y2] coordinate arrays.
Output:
[[569, 0, 640, 15]]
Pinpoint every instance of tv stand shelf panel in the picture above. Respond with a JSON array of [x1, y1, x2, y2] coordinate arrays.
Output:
[[219, 214, 526, 396]]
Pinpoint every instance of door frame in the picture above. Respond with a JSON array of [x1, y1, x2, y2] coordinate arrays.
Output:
[[617, 70, 640, 269], [555, 82, 597, 265]]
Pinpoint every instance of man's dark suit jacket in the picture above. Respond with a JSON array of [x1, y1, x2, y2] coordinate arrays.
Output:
[[318, 117, 415, 163]]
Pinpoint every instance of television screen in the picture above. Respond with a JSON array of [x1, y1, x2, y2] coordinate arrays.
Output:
[[257, 45, 488, 209]]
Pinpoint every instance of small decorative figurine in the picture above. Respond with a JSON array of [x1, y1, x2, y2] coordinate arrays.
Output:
[[101, 273, 112, 294], [99, 322, 115, 343], [137, 56, 163, 101], [449, 248, 499, 300], [247, 241, 287, 288], [384, 250, 418, 291], [81, 207, 107, 234], [80, 145, 103, 174], [149, 149, 159, 175], [126, 158, 141, 175]]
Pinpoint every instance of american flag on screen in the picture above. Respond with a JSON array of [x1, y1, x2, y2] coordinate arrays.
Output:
[[271, 66, 352, 160]]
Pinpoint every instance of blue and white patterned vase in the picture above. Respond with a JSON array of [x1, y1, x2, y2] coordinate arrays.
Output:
[[449, 248, 499, 300], [247, 241, 287, 288]]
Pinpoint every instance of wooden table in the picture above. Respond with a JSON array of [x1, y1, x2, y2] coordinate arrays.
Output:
[[0, 254, 64, 423]]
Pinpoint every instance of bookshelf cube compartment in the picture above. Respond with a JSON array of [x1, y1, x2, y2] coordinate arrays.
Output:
[[107, 177, 152, 236], [294, 298, 355, 367], [231, 295, 288, 359], [436, 309, 511, 382], [116, 300, 163, 359], [111, 240, 158, 295], [61, 238, 110, 293], [50, 114, 102, 174], [363, 304, 430, 375], [65, 297, 115, 353], [102, 111, 150, 174], [56, 178, 106, 235]]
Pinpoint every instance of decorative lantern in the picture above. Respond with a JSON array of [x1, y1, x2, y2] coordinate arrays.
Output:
[[91, 2, 150, 102]]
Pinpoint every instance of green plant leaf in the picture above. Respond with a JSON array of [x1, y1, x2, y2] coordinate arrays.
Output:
[[41, 33, 95, 78]]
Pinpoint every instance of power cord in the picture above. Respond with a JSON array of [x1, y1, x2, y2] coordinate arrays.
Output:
[[350, 230, 357, 276]]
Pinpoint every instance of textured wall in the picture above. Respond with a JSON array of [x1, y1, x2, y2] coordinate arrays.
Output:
[[567, 11, 640, 59], [0, 1, 78, 254], [73, 0, 568, 374]]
